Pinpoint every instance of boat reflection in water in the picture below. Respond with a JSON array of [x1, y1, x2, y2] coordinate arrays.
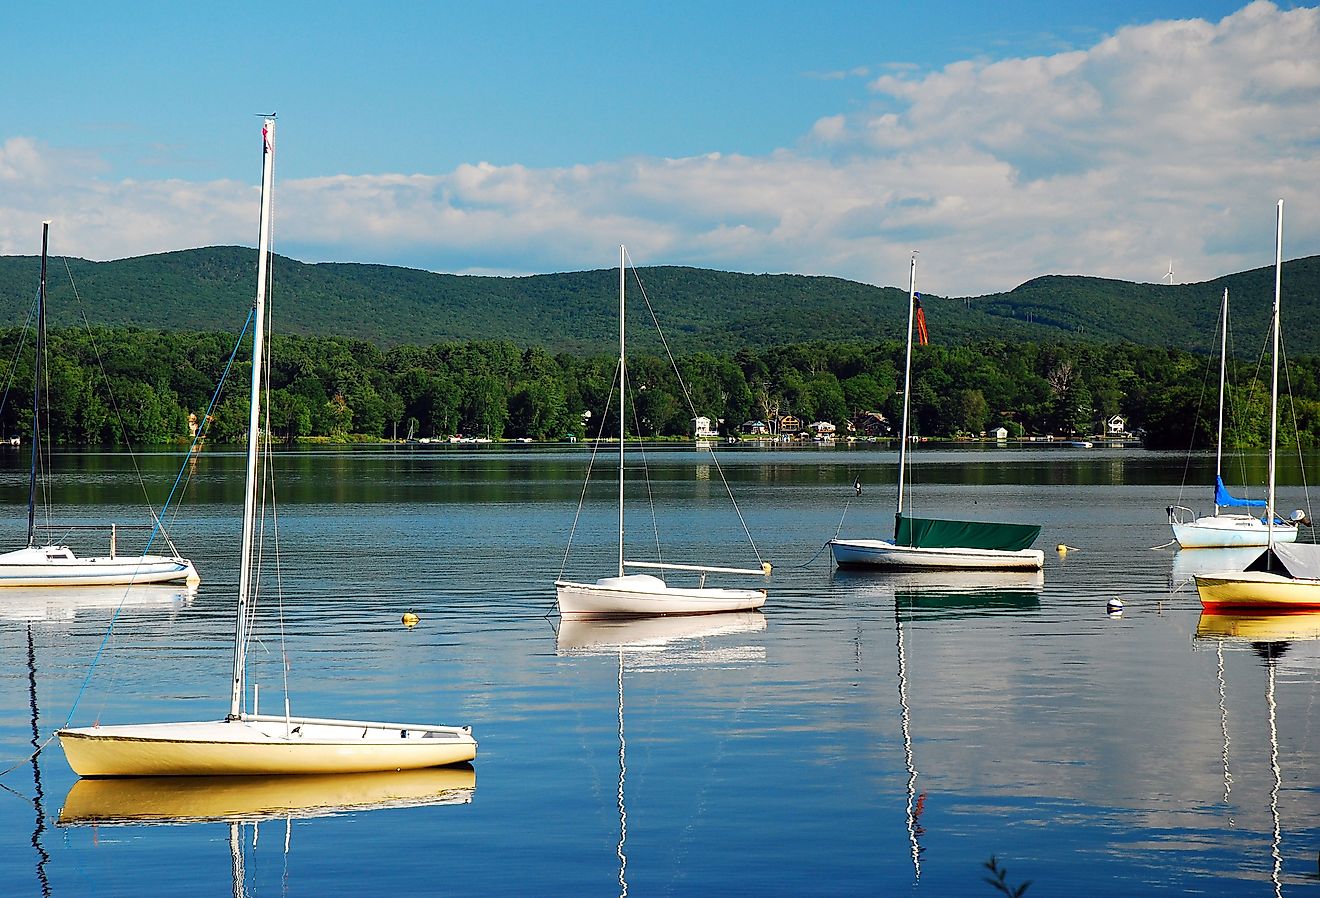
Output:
[[830, 569, 1043, 883], [833, 569, 1044, 620], [58, 767, 474, 895], [58, 766, 475, 826], [556, 611, 766, 896], [1194, 610, 1320, 894], [1169, 547, 1265, 592], [0, 583, 194, 622], [556, 611, 767, 658]]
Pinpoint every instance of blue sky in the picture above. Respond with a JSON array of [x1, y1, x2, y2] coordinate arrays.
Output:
[[2, 1, 1316, 296]]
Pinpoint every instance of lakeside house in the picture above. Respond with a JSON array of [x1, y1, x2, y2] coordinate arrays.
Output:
[[809, 421, 836, 441], [693, 416, 719, 438], [852, 412, 891, 438]]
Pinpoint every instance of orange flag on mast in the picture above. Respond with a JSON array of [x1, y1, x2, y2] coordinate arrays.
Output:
[[914, 293, 929, 345]]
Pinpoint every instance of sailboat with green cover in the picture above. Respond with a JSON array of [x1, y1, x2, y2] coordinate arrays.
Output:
[[829, 254, 1044, 571]]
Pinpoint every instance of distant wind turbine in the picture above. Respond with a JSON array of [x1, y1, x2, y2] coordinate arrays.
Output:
[[1163, 260, 1175, 285]]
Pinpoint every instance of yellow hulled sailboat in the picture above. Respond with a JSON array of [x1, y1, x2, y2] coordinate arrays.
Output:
[[56, 119, 475, 777]]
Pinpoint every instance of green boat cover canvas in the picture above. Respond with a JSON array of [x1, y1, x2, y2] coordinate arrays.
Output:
[[894, 514, 1041, 552]]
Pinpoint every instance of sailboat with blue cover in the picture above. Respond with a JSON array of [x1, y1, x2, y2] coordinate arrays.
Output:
[[1168, 287, 1302, 548], [1196, 200, 1320, 610], [829, 254, 1043, 571]]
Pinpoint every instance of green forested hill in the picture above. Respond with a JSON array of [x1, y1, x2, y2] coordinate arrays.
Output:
[[0, 246, 1317, 355]]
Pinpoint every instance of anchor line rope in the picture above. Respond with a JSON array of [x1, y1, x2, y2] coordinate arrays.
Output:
[[798, 540, 834, 568], [0, 735, 55, 781]]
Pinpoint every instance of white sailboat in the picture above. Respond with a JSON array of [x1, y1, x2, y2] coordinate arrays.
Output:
[[829, 254, 1044, 571], [0, 222, 199, 588], [1168, 287, 1301, 548], [554, 246, 770, 617], [1196, 200, 1320, 611], [56, 118, 476, 777]]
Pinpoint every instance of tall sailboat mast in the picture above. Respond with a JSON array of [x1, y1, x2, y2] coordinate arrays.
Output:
[[1212, 288, 1228, 516], [618, 245, 626, 578], [27, 222, 50, 548], [1266, 199, 1282, 549], [230, 117, 276, 720], [896, 252, 918, 518]]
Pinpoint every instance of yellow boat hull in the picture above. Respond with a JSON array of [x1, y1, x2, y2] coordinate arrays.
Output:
[[58, 715, 477, 778], [1195, 570, 1320, 611]]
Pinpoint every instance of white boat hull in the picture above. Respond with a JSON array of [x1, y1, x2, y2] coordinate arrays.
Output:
[[1172, 515, 1299, 549], [58, 714, 477, 777], [556, 574, 766, 617], [1194, 570, 1320, 610], [0, 546, 199, 587], [829, 538, 1044, 571]]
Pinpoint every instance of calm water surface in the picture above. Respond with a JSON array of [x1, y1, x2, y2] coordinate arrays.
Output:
[[1, 444, 1318, 896]]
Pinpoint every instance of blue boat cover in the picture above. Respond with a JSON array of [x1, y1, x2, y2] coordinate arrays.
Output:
[[1214, 475, 1267, 509]]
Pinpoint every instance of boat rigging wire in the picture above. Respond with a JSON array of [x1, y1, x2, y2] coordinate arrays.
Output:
[[63, 259, 187, 553], [557, 362, 622, 587], [52, 311, 256, 739], [624, 250, 765, 567]]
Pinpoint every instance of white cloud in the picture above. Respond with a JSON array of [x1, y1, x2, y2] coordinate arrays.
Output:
[[2, 2, 1317, 297]]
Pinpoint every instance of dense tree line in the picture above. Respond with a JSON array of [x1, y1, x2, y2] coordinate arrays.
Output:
[[2, 326, 1319, 450]]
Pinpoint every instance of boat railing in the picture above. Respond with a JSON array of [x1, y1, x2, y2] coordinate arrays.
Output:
[[242, 712, 472, 738], [1167, 505, 1197, 525], [623, 560, 772, 577], [46, 523, 178, 558]]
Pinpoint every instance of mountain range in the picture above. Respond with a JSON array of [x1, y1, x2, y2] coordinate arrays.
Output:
[[1, 246, 1317, 357]]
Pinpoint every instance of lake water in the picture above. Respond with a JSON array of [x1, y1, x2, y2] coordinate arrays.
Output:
[[1, 444, 1319, 896]]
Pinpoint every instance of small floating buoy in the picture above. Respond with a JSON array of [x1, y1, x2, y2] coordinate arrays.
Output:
[[1107, 597, 1124, 617], [762, 562, 773, 576], [401, 612, 420, 628]]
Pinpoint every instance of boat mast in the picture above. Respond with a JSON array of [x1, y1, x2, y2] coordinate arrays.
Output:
[[618, 244, 626, 578], [896, 252, 918, 520], [1266, 200, 1282, 550], [1213, 287, 1228, 516], [26, 222, 49, 548], [230, 117, 275, 720]]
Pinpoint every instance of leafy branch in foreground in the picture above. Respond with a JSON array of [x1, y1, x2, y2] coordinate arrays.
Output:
[[983, 855, 1032, 897]]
